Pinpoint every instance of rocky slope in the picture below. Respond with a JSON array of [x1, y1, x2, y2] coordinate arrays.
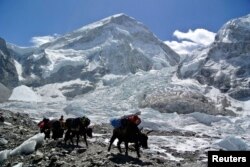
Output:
[[0, 109, 207, 167], [178, 14, 250, 101]]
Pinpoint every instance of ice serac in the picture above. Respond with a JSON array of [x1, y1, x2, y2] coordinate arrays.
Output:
[[0, 38, 18, 88], [10, 13, 179, 87], [179, 14, 250, 100]]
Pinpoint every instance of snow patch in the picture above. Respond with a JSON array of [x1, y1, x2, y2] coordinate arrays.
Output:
[[0, 150, 11, 163], [102, 74, 126, 86], [0, 133, 44, 163], [10, 133, 44, 156], [216, 136, 249, 151], [9, 85, 42, 102], [188, 112, 231, 126], [14, 60, 24, 81], [35, 79, 91, 102], [42, 49, 87, 78], [12, 163, 23, 167]]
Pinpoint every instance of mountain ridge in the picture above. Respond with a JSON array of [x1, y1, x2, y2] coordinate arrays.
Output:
[[179, 14, 250, 100]]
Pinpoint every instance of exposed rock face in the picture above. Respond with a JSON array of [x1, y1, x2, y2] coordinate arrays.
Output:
[[60, 83, 95, 98], [139, 85, 236, 116], [0, 83, 11, 102], [178, 14, 250, 100], [0, 38, 18, 88]]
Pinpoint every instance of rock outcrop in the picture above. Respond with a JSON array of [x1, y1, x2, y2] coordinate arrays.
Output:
[[0, 38, 18, 89]]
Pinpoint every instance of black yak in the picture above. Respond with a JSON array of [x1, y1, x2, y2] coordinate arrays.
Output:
[[108, 121, 152, 158], [64, 117, 92, 147], [38, 118, 64, 140]]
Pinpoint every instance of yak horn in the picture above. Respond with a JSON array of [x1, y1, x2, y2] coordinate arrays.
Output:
[[146, 130, 153, 135]]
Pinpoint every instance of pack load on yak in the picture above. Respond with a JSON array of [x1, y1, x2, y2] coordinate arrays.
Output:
[[110, 111, 141, 128], [66, 116, 90, 130], [37, 118, 50, 133], [38, 116, 65, 140]]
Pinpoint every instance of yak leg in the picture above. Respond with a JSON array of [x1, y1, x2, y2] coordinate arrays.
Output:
[[135, 142, 141, 158], [70, 132, 75, 145], [52, 129, 57, 140], [64, 130, 72, 144], [76, 133, 80, 146], [45, 129, 51, 139], [83, 132, 88, 147], [125, 141, 129, 156], [108, 135, 116, 152], [59, 129, 64, 138], [64, 130, 69, 144], [117, 140, 122, 153]]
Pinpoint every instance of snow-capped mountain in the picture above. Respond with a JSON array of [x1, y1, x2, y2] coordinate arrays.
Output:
[[179, 14, 250, 100], [8, 14, 179, 88]]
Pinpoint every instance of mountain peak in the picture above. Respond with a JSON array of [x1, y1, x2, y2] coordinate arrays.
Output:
[[215, 14, 250, 43], [109, 13, 131, 19], [75, 13, 145, 33], [108, 13, 136, 23]]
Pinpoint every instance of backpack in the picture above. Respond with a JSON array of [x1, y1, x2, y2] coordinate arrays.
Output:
[[127, 115, 141, 125], [110, 118, 122, 128], [81, 116, 90, 127], [38, 121, 45, 129]]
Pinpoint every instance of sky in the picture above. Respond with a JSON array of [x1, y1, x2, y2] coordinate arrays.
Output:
[[0, 0, 249, 49]]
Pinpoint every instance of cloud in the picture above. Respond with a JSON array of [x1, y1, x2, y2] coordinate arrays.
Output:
[[165, 40, 200, 55], [165, 28, 216, 55], [30, 34, 60, 46], [173, 29, 216, 45]]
